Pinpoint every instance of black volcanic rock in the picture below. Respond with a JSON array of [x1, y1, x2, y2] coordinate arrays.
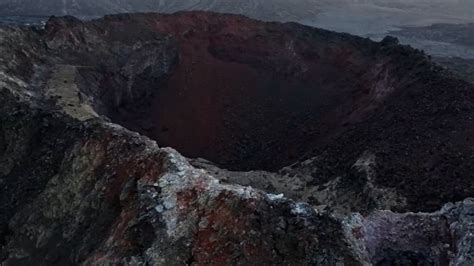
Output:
[[0, 12, 474, 265]]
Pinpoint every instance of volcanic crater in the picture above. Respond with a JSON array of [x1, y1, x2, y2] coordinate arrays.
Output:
[[2, 11, 474, 265], [35, 12, 474, 212], [48, 13, 418, 172]]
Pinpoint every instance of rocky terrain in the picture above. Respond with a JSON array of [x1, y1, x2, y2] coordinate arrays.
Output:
[[1, 12, 474, 265], [388, 23, 474, 83], [392, 23, 474, 48], [434, 57, 474, 84]]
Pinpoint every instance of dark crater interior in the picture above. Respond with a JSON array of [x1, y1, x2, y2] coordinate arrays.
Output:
[[37, 13, 474, 212], [49, 13, 411, 172]]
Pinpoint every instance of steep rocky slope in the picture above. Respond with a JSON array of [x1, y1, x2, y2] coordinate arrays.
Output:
[[1, 12, 474, 265]]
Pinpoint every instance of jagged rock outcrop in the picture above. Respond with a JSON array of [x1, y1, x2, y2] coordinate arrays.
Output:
[[0, 93, 360, 264], [1, 12, 474, 265]]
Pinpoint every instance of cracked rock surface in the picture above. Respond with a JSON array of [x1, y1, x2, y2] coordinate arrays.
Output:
[[1, 12, 474, 265]]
